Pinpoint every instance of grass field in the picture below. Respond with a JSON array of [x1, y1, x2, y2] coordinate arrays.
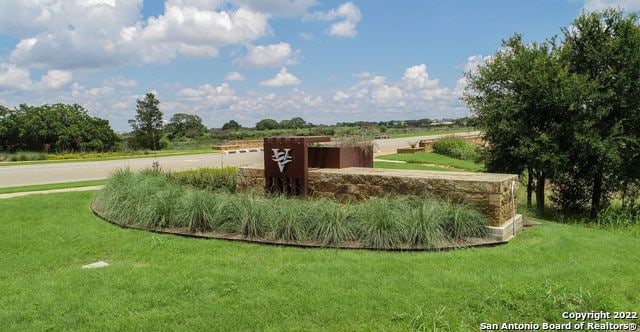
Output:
[[1, 191, 638, 330], [377, 152, 484, 172], [0, 180, 106, 194], [0, 149, 216, 167]]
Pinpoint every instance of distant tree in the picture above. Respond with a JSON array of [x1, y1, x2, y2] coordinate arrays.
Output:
[[129, 93, 164, 150], [0, 103, 119, 152], [165, 113, 207, 139], [287, 117, 306, 129], [222, 120, 242, 131], [255, 118, 279, 131]]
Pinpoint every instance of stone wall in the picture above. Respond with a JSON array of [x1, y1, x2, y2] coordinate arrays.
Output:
[[237, 166, 518, 227]]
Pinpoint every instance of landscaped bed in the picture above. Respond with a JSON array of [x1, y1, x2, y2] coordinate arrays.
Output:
[[91, 169, 496, 250]]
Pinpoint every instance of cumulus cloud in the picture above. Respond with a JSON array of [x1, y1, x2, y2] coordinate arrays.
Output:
[[2, 0, 270, 69], [583, 0, 640, 11], [0, 64, 73, 90], [226, 72, 246, 81], [314, 2, 362, 37], [260, 67, 301, 87], [239, 43, 300, 67], [0, 64, 33, 90], [41, 70, 73, 89], [454, 54, 491, 95]]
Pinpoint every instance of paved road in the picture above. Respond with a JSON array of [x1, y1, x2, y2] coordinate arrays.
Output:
[[0, 131, 480, 188]]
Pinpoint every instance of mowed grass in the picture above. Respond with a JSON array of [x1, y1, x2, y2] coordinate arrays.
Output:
[[0, 180, 106, 194], [377, 152, 484, 172], [0, 149, 216, 167], [1, 192, 639, 330]]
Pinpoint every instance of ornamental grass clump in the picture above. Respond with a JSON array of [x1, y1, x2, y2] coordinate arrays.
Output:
[[94, 169, 489, 249], [440, 201, 488, 239], [177, 189, 218, 232], [265, 195, 310, 242], [309, 201, 355, 245], [355, 196, 409, 249], [169, 167, 236, 193], [406, 200, 446, 248]]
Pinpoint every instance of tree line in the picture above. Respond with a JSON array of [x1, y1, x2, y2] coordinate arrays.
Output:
[[464, 9, 640, 218]]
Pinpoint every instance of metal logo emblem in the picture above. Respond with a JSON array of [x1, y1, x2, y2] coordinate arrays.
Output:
[[271, 148, 293, 173]]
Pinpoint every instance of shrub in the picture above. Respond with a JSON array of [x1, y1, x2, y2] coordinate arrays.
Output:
[[309, 201, 355, 245], [354, 196, 409, 248], [0, 152, 46, 162], [432, 137, 479, 161], [440, 201, 489, 239], [177, 190, 218, 231], [94, 169, 489, 248], [406, 200, 445, 247], [169, 167, 236, 192]]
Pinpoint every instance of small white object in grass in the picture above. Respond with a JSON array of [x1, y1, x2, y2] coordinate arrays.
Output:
[[82, 261, 109, 269]]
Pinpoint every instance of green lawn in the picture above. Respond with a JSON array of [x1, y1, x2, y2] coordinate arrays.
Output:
[[0, 180, 106, 194], [377, 152, 484, 172], [1, 191, 638, 330], [0, 149, 216, 167]]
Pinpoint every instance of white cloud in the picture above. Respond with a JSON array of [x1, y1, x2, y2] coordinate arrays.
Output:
[[41, 70, 73, 89], [260, 67, 301, 87], [315, 2, 362, 37], [3, 1, 270, 69], [583, 0, 640, 11], [0, 64, 33, 90], [226, 71, 245, 81], [137, 4, 268, 63], [333, 90, 349, 102], [239, 43, 299, 67], [177, 83, 238, 107], [455, 54, 491, 95], [0, 64, 73, 90]]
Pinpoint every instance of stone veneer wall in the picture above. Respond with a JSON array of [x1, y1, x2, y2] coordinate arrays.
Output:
[[237, 167, 518, 227]]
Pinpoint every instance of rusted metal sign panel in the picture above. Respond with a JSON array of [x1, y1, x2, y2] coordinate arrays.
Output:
[[263, 136, 330, 195]]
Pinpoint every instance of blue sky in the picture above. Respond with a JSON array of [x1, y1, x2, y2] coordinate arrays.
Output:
[[0, 0, 637, 130]]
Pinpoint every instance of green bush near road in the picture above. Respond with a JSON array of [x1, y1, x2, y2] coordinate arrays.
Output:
[[168, 167, 237, 193], [92, 169, 488, 249], [432, 136, 479, 161]]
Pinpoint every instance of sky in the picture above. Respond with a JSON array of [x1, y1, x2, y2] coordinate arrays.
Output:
[[0, 0, 638, 130]]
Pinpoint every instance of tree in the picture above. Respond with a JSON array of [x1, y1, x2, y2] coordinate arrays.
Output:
[[464, 35, 581, 213], [222, 120, 242, 131], [0, 104, 119, 152], [129, 93, 164, 150], [465, 9, 640, 218], [280, 117, 306, 129], [255, 118, 279, 131], [559, 9, 640, 217], [165, 113, 207, 139]]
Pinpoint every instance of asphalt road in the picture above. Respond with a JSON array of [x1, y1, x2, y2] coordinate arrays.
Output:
[[0, 131, 480, 188]]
